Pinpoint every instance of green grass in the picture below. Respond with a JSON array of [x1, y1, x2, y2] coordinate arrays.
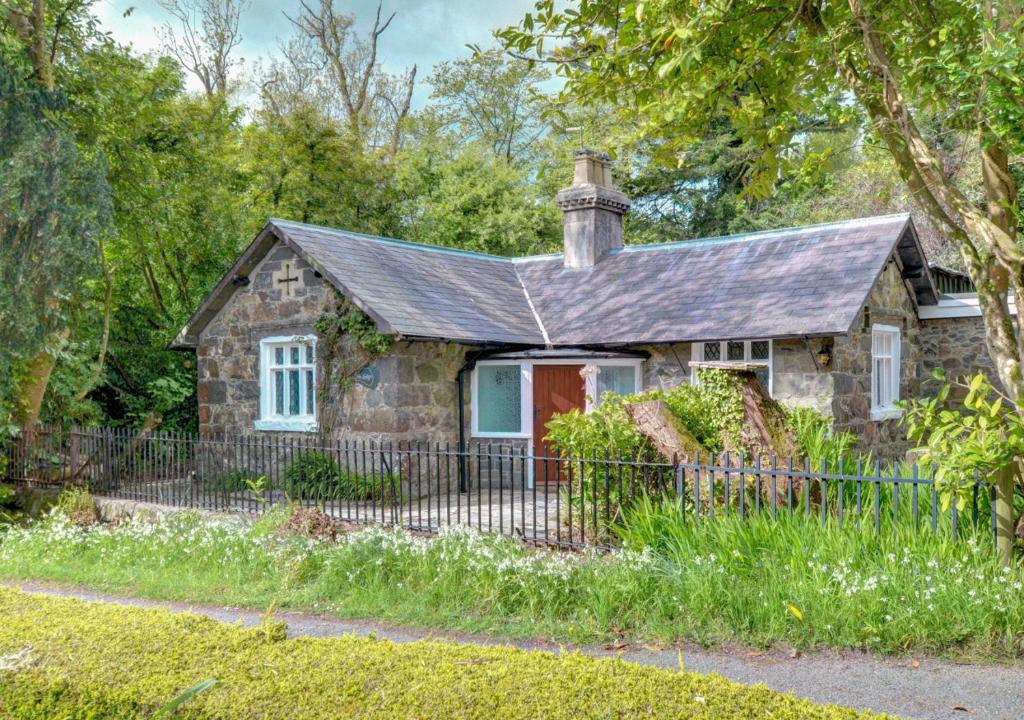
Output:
[[0, 588, 890, 719], [0, 504, 1022, 659]]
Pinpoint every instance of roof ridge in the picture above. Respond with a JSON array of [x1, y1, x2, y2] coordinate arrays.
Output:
[[271, 213, 911, 264], [608, 213, 912, 255], [270, 218, 516, 262], [513, 263, 550, 346]]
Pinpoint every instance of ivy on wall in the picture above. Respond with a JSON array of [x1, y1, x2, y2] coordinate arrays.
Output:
[[313, 290, 394, 439], [546, 367, 799, 461]]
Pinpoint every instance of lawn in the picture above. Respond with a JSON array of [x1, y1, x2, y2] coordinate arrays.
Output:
[[0, 587, 891, 719], [0, 502, 1021, 659]]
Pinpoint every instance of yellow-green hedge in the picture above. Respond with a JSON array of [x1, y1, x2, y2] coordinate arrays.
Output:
[[0, 589, 889, 719]]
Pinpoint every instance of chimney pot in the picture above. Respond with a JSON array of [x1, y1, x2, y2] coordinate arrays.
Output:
[[556, 149, 630, 269], [572, 148, 614, 188]]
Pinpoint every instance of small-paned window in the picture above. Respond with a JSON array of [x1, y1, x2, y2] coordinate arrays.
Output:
[[693, 340, 773, 395], [257, 337, 316, 431], [871, 325, 901, 419], [476, 364, 523, 434]]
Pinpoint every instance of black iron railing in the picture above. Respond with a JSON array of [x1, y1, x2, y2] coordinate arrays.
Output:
[[1, 425, 998, 548]]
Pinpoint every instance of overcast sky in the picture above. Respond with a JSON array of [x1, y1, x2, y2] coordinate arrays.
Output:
[[94, 0, 540, 105]]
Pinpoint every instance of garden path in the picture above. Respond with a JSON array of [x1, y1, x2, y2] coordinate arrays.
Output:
[[5, 580, 1022, 720]]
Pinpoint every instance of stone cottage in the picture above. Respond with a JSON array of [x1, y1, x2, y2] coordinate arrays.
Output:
[[173, 150, 999, 461]]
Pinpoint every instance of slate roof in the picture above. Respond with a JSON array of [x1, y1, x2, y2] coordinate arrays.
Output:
[[174, 213, 936, 349]]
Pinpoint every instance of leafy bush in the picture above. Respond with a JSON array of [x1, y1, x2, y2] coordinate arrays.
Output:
[[544, 370, 757, 462], [787, 407, 864, 471], [674, 368, 744, 452], [543, 372, 771, 539], [0, 588, 888, 719], [544, 394, 669, 541], [2, 512, 1022, 658], [904, 370, 1023, 505], [544, 393, 652, 463], [0, 483, 16, 508], [282, 451, 398, 502]]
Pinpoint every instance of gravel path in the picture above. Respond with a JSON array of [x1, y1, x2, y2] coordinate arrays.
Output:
[[5, 580, 1023, 719]]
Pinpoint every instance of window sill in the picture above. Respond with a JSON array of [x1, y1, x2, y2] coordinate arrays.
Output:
[[254, 418, 318, 433], [471, 432, 531, 440], [870, 408, 903, 422]]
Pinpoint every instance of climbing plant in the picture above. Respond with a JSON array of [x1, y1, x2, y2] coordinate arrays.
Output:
[[313, 291, 394, 439]]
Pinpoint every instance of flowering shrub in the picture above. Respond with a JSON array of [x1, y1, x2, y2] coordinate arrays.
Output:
[[0, 508, 1022, 657]]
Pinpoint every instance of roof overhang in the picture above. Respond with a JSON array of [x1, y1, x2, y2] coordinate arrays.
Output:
[[892, 216, 939, 307]]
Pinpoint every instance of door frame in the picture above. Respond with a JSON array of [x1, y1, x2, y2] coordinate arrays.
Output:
[[470, 357, 645, 488], [531, 363, 587, 488]]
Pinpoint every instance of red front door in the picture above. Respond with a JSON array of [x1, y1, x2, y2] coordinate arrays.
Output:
[[532, 364, 585, 482]]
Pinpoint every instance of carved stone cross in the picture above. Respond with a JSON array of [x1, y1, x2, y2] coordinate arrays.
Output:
[[272, 262, 303, 297]]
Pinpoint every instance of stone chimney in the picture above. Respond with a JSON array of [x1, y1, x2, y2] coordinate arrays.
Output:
[[555, 149, 631, 269]]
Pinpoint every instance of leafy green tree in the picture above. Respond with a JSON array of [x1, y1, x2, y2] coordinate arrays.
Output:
[[53, 45, 247, 429], [0, 2, 112, 430], [501, 0, 1024, 400], [243, 102, 401, 237], [428, 47, 550, 165], [904, 369, 1024, 561], [397, 138, 561, 256]]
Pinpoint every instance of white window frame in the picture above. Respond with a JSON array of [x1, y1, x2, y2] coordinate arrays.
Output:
[[870, 324, 902, 420], [255, 335, 318, 432], [690, 340, 773, 395], [584, 360, 644, 412], [470, 361, 532, 439], [470, 358, 644, 439]]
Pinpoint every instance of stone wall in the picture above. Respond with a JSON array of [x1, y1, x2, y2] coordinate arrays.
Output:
[[641, 344, 691, 390], [338, 341, 469, 443], [829, 259, 922, 457], [197, 240, 474, 444], [773, 338, 834, 414], [919, 315, 995, 388], [198, 243, 327, 435]]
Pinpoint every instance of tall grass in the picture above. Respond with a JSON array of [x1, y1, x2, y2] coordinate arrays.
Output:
[[1, 505, 1021, 658]]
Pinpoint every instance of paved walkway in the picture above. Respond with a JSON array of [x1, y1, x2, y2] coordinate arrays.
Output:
[[5, 580, 1023, 720]]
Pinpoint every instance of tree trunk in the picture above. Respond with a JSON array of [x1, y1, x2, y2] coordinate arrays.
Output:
[[839, 1, 1024, 402], [624, 399, 704, 462], [13, 333, 64, 431]]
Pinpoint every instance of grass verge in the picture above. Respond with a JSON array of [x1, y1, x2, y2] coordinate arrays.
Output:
[[0, 505, 1021, 659], [0, 588, 890, 719]]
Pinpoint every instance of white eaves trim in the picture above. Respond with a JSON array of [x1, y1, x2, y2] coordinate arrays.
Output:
[[918, 295, 1017, 320]]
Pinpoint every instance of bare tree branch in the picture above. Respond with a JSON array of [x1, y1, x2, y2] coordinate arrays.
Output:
[[159, 0, 248, 97], [285, 0, 414, 153]]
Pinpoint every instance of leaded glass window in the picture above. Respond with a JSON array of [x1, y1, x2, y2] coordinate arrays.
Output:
[[263, 339, 316, 423]]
